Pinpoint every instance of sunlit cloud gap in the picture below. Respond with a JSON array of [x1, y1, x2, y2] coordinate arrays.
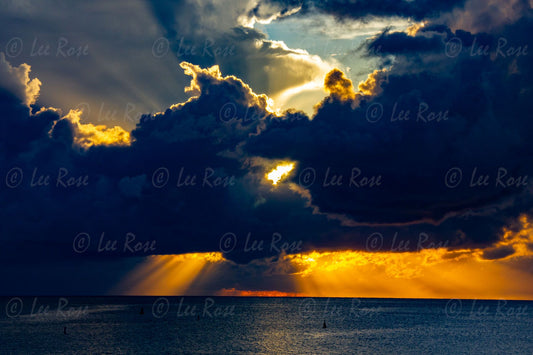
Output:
[[266, 163, 295, 185]]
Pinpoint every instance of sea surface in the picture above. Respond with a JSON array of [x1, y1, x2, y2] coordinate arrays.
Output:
[[1, 296, 531, 354]]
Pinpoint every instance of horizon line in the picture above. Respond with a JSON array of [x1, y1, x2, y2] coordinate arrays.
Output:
[[2, 295, 532, 301]]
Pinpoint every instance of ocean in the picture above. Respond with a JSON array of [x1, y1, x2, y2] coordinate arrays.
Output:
[[1, 297, 531, 354]]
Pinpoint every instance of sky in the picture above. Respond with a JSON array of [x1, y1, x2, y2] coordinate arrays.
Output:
[[1, 0, 532, 299]]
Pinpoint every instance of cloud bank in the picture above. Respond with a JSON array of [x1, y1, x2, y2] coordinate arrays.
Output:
[[1, 0, 532, 295]]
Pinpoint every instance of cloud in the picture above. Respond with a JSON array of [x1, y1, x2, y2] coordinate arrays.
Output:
[[239, 0, 303, 27], [113, 214, 533, 298], [179, 61, 275, 114], [118, 175, 146, 198], [261, 0, 468, 21], [0, 0, 188, 131], [244, 14, 533, 250], [133, 61, 277, 146], [54, 109, 131, 149], [0, 52, 41, 107], [146, 0, 335, 115], [312, 67, 387, 113], [0, 54, 341, 278], [357, 68, 388, 96], [443, 0, 531, 33], [482, 245, 516, 260], [285, 216, 533, 299], [366, 29, 445, 55], [1, 2, 533, 296], [322, 68, 356, 101]]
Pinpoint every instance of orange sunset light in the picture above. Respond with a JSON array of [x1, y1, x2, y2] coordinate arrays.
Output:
[[288, 216, 533, 300], [113, 252, 225, 295], [115, 216, 533, 300]]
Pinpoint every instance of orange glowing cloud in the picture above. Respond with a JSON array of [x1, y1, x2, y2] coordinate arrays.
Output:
[[323, 69, 357, 102], [318, 67, 388, 112], [406, 21, 427, 36], [357, 68, 388, 96], [113, 217, 533, 300], [57, 109, 131, 149], [286, 216, 533, 300]]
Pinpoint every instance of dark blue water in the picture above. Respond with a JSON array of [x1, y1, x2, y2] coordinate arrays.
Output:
[[1, 297, 531, 354]]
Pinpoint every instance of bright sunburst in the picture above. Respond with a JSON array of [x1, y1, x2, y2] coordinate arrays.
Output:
[[266, 163, 295, 185]]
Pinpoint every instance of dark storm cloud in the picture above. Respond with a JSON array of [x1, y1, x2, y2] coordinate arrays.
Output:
[[482, 245, 516, 260], [0, 59, 343, 275], [366, 29, 445, 54], [245, 16, 533, 248], [259, 0, 467, 21], [1, 0, 533, 297]]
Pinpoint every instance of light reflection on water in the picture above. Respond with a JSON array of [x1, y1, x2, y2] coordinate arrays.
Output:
[[1, 297, 532, 354]]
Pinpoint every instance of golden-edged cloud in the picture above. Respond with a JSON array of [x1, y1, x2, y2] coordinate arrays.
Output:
[[357, 68, 388, 96], [60, 109, 131, 149], [0, 54, 130, 150], [318, 66, 389, 110], [179, 61, 276, 114], [323, 68, 357, 101], [405, 21, 427, 36], [0, 52, 41, 107]]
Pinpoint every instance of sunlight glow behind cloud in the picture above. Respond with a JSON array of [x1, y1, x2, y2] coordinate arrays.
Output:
[[112, 216, 533, 300], [113, 253, 225, 295], [267, 163, 295, 185], [56, 109, 131, 149], [287, 216, 533, 299]]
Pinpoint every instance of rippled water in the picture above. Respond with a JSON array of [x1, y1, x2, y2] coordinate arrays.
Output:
[[1, 297, 532, 354]]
